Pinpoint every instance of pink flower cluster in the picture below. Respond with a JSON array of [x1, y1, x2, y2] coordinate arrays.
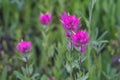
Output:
[[16, 41, 32, 54], [16, 12, 89, 54], [60, 12, 90, 53], [60, 12, 82, 31], [71, 30, 89, 46], [39, 13, 52, 25], [60, 12, 82, 38], [72, 30, 89, 53]]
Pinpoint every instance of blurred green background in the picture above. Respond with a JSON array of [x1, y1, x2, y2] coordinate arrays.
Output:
[[0, 0, 120, 80]]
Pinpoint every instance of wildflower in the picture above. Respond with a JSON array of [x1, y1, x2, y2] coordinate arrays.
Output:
[[71, 30, 89, 46], [71, 30, 89, 53], [60, 12, 82, 31], [16, 41, 32, 53], [39, 13, 52, 25]]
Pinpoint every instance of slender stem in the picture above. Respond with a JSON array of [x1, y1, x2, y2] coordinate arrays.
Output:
[[88, 0, 93, 64], [25, 55, 30, 77], [87, 0, 95, 79], [78, 53, 82, 72], [43, 25, 48, 34], [70, 40, 73, 80]]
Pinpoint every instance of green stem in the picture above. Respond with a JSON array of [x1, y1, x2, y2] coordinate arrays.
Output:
[[87, 0, 96, 80], [78, 53, 83, 72], [70, 41, 73, 80], [25, 55, 30, 77]]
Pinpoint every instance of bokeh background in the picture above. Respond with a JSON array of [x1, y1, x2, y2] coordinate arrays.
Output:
[[0, 0, 120, 80]]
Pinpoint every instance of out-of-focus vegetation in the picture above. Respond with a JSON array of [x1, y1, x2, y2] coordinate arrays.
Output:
[[0, 0, 120, 80]]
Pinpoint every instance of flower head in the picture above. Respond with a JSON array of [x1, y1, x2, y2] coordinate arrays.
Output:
[[16, 41, 32, 54], [60, 12, 82, 31], [71, 30, 89, 53], [71, 30, 89, 46], [39, 13, 52, 25]]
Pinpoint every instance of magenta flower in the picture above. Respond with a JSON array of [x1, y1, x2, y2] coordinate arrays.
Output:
[[71, 30, 89, 46], [60, 12, 82, 31], [71, 30, 89, 53], [16, 41, 32, 54], [39, 13, 52, 25]]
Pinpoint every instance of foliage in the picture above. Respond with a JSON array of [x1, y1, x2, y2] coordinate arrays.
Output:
[[0, 0, 120, 80]]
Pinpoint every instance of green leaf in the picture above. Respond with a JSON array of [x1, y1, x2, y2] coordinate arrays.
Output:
[[14, 71, 30, 80], [41, 75, 49, 80], [77, 72, 88, 80], [21, 67, 26, 75], [0, 67, 7, 80], [31, 73, 40, 80], [98, 31, 108, 40]]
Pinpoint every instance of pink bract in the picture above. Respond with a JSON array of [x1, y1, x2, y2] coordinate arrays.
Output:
[[60, 12, 82, 31], [39, 13, 52, 25], [71, 30, 89, 46], [16, 41, 32, 54]]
